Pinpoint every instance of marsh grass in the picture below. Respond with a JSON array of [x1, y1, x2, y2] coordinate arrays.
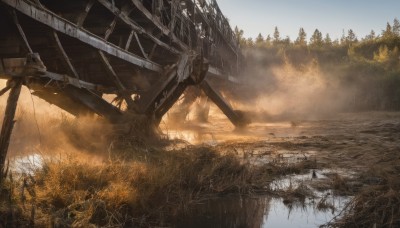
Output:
[[1, 131, 318, 228]]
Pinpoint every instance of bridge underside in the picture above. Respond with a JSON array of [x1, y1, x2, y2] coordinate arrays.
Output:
[[0, 0, 247, 127], [0, 0, 251, 175]]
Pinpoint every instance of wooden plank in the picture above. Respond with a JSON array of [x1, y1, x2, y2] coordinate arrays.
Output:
[[200, 78, 245, 127], [77, 0, 95, 27], [133, 32, 148, 59], [2, 0, 162, 72], [97, 50, 125, 90], [97, 0, 180, 55], [125, 30, 134, 51], [12, 10, 33, 53], [0, 85, 11, 96], [0, 79, 22, 182], [97, 50, 135, 108], [130, 0, 188, 50], [52, 31, 80, 78], [104, 16, 117, 41]]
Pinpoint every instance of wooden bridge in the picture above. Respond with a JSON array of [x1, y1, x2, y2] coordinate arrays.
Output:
[[0, 0, 247, 176]]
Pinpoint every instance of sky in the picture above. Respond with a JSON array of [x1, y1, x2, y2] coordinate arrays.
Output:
[[217, 0, 400, 41]]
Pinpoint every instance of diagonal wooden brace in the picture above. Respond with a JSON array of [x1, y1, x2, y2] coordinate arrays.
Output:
[[200, 78, 249, 127]]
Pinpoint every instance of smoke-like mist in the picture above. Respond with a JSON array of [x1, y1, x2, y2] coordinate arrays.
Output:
[[226, 48, 355, 121], [0, 79, 112, 162]]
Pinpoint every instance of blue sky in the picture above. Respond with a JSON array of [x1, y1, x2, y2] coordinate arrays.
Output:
[[217, 0, 400, 40]]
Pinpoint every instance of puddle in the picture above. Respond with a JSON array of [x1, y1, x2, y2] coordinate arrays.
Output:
[[264, 196, 348, 228], [177, 193, 349, 228]]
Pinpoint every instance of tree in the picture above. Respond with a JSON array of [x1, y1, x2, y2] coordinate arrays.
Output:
[[393, 18, 400, 36], [332, 39, 340, 46], [282, 36, 291, 46], [234, 26, 246, 46], [382, 22, 393, 39], [295, 27, 307, 46], [246, 37, 254, 47], [265, 34, 272, 46], [273, 26, 281, 45], [324, 33, 332, 46], [365, 30, 376, 41], [310, 29, 323, 47], [340, 29, 346, 45], [255, 33, 264, 47], [346, 29, 357, 43]]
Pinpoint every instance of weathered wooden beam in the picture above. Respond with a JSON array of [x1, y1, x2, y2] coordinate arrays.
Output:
[[97, 50, 135, 107], [77, 0, 95, 28], [52, 31, 80, 78], [207, 66, 240, 84], [125, 30, 134, 51], [97, 0, 180, 55], [0, 85, 11, 96], [189, 1, 239, 60], [200, 78, 246, 127], [104, 16, 118, 41], [130, 0, 188, 50], [98, 50, 125, 90], [61, 85, 122, 122], [2, 0, 162, 72], [0, 79, 22, 183], [137, 64, 178, 114], [12, 10, 33, 53], [133, 32, 148, 59]]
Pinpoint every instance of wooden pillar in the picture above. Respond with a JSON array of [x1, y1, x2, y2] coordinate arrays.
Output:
[[0, 79, 22, 183]]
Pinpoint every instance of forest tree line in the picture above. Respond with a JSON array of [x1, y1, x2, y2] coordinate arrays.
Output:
[[234, 18, 400, 112]]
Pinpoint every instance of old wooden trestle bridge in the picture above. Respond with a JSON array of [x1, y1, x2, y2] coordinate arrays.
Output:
[[0, 0, 246, 175]]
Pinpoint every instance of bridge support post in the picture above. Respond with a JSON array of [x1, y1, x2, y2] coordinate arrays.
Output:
[[201, 79, 248, 127], [0, 79, 22, 184]]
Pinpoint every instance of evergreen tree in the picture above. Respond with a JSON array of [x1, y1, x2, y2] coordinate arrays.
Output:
[[282, 36, 291, 46], [340, 29, 346, 45], [265, 34, 272, 46], [246, 37, 254, 47], [365, 30, 376, 41], [234, 26, 246, 46], [255, 33, 264, 47], [393, 18, 400, 36], [273, 26, 281, 45], [324, 33, 332, 46], [346, 29, 357, 43], [310, 29, 323, 47], [382, 22, 393, 39], [295, 27, 307, 46], [332, 39, 340, 46]]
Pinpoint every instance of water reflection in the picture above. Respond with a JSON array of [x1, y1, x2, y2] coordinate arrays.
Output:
[[177, 193, 348, 228], [10, 153, 44, 174], [177, 195, 269, 228]]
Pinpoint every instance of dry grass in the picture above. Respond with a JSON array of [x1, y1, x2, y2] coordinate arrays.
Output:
[[324, 155, 400, 228], [1, 140, 312, 227]]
